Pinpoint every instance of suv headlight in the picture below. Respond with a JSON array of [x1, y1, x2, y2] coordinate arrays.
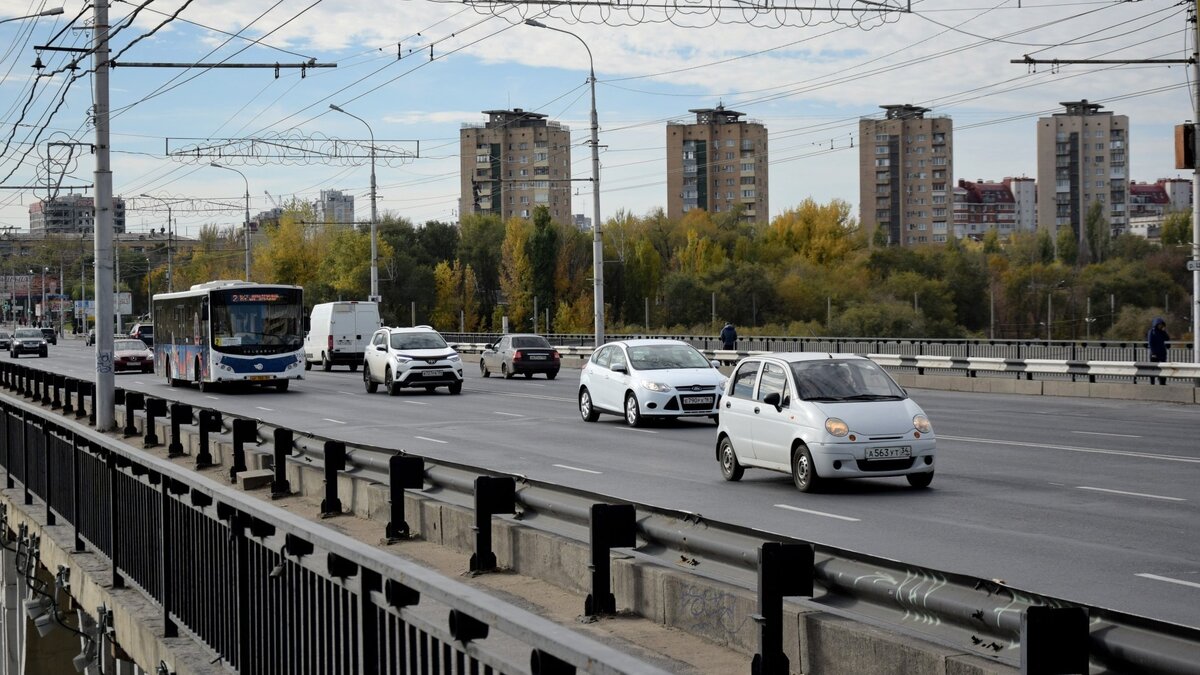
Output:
[[913, 414, 932, 434], [393, 354, 411, 364], [640, 380, 672, 393], [447, 354, 461, 362], [825, 418, 849, 437]]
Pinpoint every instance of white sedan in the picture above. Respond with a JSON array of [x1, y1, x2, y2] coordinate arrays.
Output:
[[716, 352, 936, 492], [578, 339, 725, 426]]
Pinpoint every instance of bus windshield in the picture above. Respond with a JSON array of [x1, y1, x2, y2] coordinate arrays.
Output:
[[210, 288, 303, 353]]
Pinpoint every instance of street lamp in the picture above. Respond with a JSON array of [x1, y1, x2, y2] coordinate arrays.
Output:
[[0, 7, 64, 25], [140, 194, 173, 291], [209, 162, 251, 281], [524, 19, 605, 347], [328, 103, 379, 302], [41, 266, 47, 328]]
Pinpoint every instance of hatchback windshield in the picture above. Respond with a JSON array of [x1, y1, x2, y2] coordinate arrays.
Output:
[[627, 344, 711, 370], [512, 336, 551, 348], [14, 329, 41, 339], [390, 332, 447, 350], [790, 359, 906, 401], [114, 340, 147, 351]]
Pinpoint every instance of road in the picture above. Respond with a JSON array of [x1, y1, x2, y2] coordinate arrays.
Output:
[[16, 338, 1200, 630]]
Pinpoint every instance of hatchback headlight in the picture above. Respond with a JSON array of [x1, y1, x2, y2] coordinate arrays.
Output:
[[825, 417, 849, 437], [913, 414, 932, 434], [640, 380, 672, 393]]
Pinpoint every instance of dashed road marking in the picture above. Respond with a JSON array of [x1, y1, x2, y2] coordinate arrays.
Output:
[[256, 407, 274, 412], [940, 435, 1200, 464], [1071, 430, 1142, 438], [405, 401, 430, 406], [337, 391, 358, 396], [617, 427, 657, 434], [774, 504, 861, 522], [494, 411, 523, 417], [1136, 574, 1200, 590], [414, 436, 447, 444], [1076, 486, 1184, 502], [553, 464, 602, 474], [322, 418, 346, 425]]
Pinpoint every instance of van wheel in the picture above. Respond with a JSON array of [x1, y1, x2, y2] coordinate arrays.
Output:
[[304, 359, 312, 371], [322, 355, 332, 372], [349, 363, 357, 372]]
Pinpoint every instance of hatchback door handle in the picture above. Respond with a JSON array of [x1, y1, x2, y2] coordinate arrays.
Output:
[[725, 401, 731, 409], [753, 407, 760, 414]]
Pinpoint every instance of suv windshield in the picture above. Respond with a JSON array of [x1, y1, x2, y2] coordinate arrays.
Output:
[[627, 344, 711, 370], [390, 332, 447, 350], [790, 359, 906, 401], [14, 329, 41, 339]]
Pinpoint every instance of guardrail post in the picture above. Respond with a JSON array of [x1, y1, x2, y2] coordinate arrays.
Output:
[[530, 650, 575, 675], [43, 421, 55, 526], [270, 428, 293, 499], [50, 374, 62, 409], [751, 542, 814, 675], [77, 380, 90, 421], [160, 477, 187, 638], [37, 370, 49, 405], [469, 476, 516, 573], [122, 391, 144, 438], [168, 403, 192, 457], [72, 431, 84, 552], [585, 503, 636, 617], [230, 419, 256, 483], [107, 449, 124, 589], [62, 378, 76, 416], [21, 411, 32, 505], [448, 609, 489, 643], [144, 398, 166, 448], [320, 440, 346, 517], [385, 454, 424, 541], [1020, 606, 1088, 674], [196, 410, 220, 469]]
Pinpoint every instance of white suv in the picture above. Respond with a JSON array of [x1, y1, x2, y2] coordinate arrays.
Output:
[[363, 326, 463, 395]]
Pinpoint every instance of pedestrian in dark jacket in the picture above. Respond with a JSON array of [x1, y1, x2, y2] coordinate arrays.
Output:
[[1147, 317, 1169, 385], [719, 322, 737, 350]]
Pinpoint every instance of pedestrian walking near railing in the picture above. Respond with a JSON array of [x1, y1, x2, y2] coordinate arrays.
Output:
[[720, 322, 737, 350], [1147, 317, 1169, 385]]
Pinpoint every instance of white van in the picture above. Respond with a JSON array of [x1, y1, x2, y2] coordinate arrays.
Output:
[[304, 301, 381, 372]]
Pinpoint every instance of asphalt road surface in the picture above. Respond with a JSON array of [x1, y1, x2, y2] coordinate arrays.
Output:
[[17, 338, 1200, 630]]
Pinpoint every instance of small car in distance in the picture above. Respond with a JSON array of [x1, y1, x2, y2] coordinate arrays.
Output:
[[578, 339, 724, 427], [480, 334, 561, 379], [40, 327, 57, 345], [716, 352, 935, 493], [86, 328, 96, 346], [129, 322, 153, 346], [0, 331, 11, 350], [363, 326, 463, 395], [113, 338, 154, 373], [9, 328, 48, 358]]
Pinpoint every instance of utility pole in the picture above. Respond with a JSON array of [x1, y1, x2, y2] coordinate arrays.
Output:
[[93, 0, 115, 430]]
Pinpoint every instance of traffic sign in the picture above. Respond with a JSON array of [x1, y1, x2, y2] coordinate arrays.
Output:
[[1188, 259, 1200, 272]]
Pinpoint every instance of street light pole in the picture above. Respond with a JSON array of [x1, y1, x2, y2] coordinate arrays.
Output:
[[0, 7, 64, 25], [525, 19, 605, 347], [329, 104, 379, 301], [209, 162, 250, 281], [41, 266, 47, 326], [141, 194, 173, 291]]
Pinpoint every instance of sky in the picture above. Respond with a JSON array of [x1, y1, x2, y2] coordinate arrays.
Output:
[[0, 0, 1195, 240]]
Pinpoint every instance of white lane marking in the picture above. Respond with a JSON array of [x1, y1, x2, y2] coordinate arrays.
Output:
[[322, 418, 346, 425], [553, 464, 602, 474], [405, 401, 430, 406], [1048, 482, 1066, 486], [617, 426, 657, 434], [337, 391, 357, 396], [1071, 430, 1142, 439], [205, 395, 220, 400], [256, 406, 274, 412], [1136, 573, 1200, 590], [494, 411, 524, 417], [774, 504, 861, 522], [940, 435, 1200, 464], [1076, 486, 1185, 502], [414, 436, 447, 444]]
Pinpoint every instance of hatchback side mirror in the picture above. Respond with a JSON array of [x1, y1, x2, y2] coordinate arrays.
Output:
[[710, 359, 721, 369], [763, 392, 784, 411]]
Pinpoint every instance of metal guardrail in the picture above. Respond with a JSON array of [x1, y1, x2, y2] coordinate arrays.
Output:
[[0, 377, 671, 675], [2, 361, 1199, 674]]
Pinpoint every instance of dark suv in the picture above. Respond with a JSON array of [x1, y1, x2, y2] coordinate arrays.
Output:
[[129, 323, 153, 346], [10, 328, 48, 358], [40, 327, 57, 345]]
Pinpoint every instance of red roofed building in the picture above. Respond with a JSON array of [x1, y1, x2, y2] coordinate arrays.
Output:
[[952, 177, 1036, 240]]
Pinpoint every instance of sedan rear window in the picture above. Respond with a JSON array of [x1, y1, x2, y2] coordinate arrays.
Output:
[[790, 359, 905, 401], [389, 332, 447, 350], [627, 344, 711, 370], [512, 336, 550, 348]]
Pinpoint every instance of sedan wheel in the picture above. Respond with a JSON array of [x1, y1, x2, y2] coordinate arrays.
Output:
[[718, 437, 744, 481], [624, 393, 643, 427], [906, 471, 934, 489], [579, 388, 599, 422], [791, 445, 821, 493], [364, 366, 378, 393], [502, 363, 513, 380], [480, 361, 490, 378]]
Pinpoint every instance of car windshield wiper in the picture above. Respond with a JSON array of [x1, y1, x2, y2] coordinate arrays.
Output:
[[804, 396, 846, 402], [839, 394, 904, 401]]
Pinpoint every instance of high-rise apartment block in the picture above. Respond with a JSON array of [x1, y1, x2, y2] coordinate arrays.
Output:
[[1036, 100, 1128, 242], [666, 105, 768, 223], [460, 109, 572, 222], [316, 189, 355, 225], [28, 194, 126, 235], [952, 177, 1036, 240], [859, 105, 953, 245]]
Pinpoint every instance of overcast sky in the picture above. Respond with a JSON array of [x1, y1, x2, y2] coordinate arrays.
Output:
[[0, 0, 1193, 238]]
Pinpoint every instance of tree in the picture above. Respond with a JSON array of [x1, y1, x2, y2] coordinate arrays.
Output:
[[1161, 211, 1193, 247], [528, 206, 559, 320], [254, 207, 321, 288], [458, 214, 506, 328], [498, 217, 534, 329], [1083, 200, 1110, 264], [1056, 226, 1078, 266]]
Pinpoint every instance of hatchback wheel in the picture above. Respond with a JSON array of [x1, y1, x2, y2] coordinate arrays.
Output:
[[791, 445, 821, 493], [718, 437, 744, 481], [385, 367, 399, 396], [906, 471, 934, 489], [579, 388, 599, 422], [364, 366, 378, 393], [624, 393, 643, 427]]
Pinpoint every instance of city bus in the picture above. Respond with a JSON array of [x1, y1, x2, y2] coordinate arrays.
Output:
[[152, 280, 305, 392]]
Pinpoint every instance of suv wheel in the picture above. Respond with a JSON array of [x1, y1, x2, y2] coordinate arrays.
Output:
[[449, 381, 462, 395], [364, 366, 378, 393], [385, 367, 399, 396]]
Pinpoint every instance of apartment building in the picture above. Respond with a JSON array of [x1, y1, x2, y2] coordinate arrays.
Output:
[[666, 105, 768, 223], [952, 177, 1036, 240], [1036, 100, 1129, 243], [316, 189, 355, 225], [460, 109, 572, 222], [859, 104, 953, 245], [28, 194, 126, 235]]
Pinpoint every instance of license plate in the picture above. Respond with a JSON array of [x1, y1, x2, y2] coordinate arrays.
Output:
[[248, 375, 271, 381], [865, 446, 911, 460], [422, 370, 443, 377], [528, 354, 547, 360], [682, 396, 714, 406]]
